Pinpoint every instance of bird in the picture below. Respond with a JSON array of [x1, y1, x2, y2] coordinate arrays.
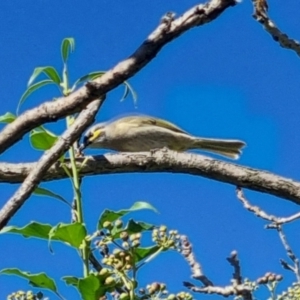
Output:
[[80, 114, 246, 159]]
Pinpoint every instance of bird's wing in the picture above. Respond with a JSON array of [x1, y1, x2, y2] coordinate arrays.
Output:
[[117, 115, 188, 134]]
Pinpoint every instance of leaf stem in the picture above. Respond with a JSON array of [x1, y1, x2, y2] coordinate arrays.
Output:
[[62, 63, 69, 96], [61, 55, 90, 277], [67, 116, 90, 277], [137, 246, 164, 270]]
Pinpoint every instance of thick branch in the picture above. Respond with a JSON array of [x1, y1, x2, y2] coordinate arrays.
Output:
[[1, 150, 300, 205], [0, 0, 236, 154], [0, 98, 102, 229]]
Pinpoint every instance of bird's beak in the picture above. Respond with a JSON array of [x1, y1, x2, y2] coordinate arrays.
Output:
[[79, 136, 90, 152], [79, 128, 103, 151]]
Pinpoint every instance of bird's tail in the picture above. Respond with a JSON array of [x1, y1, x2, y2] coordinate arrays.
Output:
[[191, 138, 246, 159]]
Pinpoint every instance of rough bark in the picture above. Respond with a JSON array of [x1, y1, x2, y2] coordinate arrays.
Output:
[[1, 150, 299, 206]]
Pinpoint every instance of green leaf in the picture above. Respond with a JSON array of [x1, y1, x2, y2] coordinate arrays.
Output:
[[49, 223, 87, 249], [28, 66, 61, 87], [0, 222, 52, 239], [30, 128, 58, 150], [98, 211, 125, 230], [98, 201, 157, 230], [63, 276, 79, 286], [0, 268, 61, 297], [78, 275, 107, 300], [1, 222, 87, 252], [121, 84, 130, 101], [18, 80, 55, 114], [61, 37, 75, 63], [71, 71, 105, 91], [112, 219, 154, 238], [121, 81, 138, 107], [64, 275, 108, 299], [34, 186, 70, 207], [125, 219, 154, 234], [129, 201, 158, 213], [0, 112, 16, 124], [134, 246, 160, 263]]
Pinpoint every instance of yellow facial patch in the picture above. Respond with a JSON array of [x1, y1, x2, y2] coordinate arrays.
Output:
[[89, 128, 103, 142]]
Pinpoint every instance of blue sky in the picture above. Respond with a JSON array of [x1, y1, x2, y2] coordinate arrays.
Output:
[[1, 0, 300, 298]]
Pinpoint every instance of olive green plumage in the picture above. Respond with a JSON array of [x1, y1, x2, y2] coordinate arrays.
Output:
[[80, 115, 246, 159]]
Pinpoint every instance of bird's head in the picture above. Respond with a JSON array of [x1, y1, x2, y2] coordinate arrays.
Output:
[[80, 122, 107, 151]]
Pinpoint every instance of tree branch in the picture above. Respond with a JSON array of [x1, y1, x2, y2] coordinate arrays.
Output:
[[1, 150, 300, 206], [236, 188, 300, 282], [0, 0, 236, 154], [227, 250, 242, 285], [184, 250, 253, 299], [180, 235, 214, 286], [237, 187, 300, 226], [251, 0, 300, 57], [0, 98, 103, 229]]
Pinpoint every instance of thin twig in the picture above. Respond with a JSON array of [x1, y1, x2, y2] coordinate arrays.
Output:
[[184, 281, 253, 299], [89, 252, 103, 272], [251, 0, 300, 57], [182, 237, 253, 299], [180, 235, 213, 286], [236, 187, 300, 223], [236, 187, 300, 282], [227, 250, 242, 284], [277, 226, 300, 282]]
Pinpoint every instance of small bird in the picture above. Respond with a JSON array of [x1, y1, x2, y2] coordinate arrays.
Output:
[[80, 115, 246, 159]]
